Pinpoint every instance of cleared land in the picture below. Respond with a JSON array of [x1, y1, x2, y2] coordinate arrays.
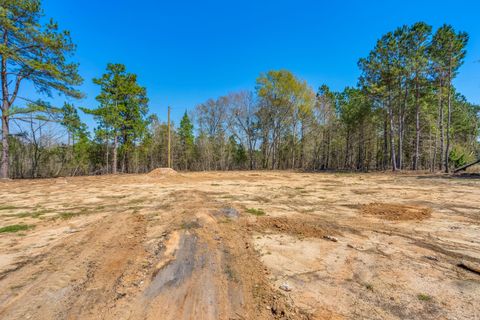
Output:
[[0, 171, 479, 319]]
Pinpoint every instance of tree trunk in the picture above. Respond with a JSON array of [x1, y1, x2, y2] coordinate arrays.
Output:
[[248, 140, 254, 170], [413, 80, 421, 170], [397, 84, 408, 170], [325, 128, 330, 170], [1, 30, 9, 179], [383, 115, 388, 170], [300, 121, 305, 169], [388, 97, 397, 171], [444, 65, 452, 173], [344, 128, 350, 169], [112, 134, 118, 174], [291, 122, 296, 169], [104, 127, 109, 174], [1, 111, 8, 179], [358, 122, 365, 171], [439, 83, 444, 171]]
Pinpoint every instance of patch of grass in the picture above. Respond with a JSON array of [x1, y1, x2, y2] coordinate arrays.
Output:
[[58, 212, 79, 219], [57, 208, 88, 220], [17, 209, 53, 218], [17, 211, 42, 218], [0, 224, 34, 233], [246, 208, 266, 216], [0, 205, 19, 211], [97, 195, 126, 199], [417, 293, 432, 301]]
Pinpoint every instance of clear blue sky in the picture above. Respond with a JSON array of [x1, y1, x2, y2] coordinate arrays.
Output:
[[41, 0, 480, 128]]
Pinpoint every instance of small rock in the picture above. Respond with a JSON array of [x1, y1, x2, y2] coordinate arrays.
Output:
[[424, 255, 438, 261], [279, 283, 292, 292], [323, 235, 338, 242]]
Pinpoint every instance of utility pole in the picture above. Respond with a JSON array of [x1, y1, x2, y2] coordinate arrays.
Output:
[[167, 106, 171, 168]]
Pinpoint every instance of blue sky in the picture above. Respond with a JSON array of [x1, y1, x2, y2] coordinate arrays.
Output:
[[38, 0, 480, 128]]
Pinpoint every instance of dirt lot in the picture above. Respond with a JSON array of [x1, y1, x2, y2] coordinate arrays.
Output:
[[0, 171, 479, 319]]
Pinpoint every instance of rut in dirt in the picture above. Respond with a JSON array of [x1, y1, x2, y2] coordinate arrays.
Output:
[[0, 190, 305, 320], [0, 212, 149, 320], [127, 191, 304, 320]]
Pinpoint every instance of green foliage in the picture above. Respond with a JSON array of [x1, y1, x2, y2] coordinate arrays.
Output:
[[2, 16, 478, 177], [234, 141, 248, 166], [0, 224, 34, 233], [430, 24, 468, 79], [85, 63, 149, 141], [82, 63, 149, 173], [246, 208, 266, 216], [0, 205, 18, 210], [449, 148, 467, 168], [61, 103, 88, 141], [256, 70, 314, 120], [256, 70, 315, 169], [226, 135, 247, 168], [178, 112, 195, 170], [0, 0, 83, 101], [337, 87, 371, 128], [0, 0, 83, 178], [417, 293, 432, 301]]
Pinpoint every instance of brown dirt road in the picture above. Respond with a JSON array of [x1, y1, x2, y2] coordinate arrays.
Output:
[[0, 171, 479, 319]]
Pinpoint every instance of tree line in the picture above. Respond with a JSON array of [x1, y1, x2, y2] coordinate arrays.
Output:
[[1, 1, 479, 178]]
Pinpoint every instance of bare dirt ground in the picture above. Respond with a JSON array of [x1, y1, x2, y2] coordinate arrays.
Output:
[[0, 171, 479, 319]]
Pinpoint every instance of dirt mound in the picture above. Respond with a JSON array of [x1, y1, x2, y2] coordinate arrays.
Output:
[[361, 203, 432, 221], [251, 217, 337, 239], [147, 168, 178, 178]]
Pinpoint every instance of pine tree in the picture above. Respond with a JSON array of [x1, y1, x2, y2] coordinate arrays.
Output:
[[178, 111, 194, 170], [82, 63, 148, 174], [0, 0, 82, 178]]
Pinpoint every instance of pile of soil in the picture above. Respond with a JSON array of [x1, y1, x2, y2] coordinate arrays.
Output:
[[251, 216, 337, 239], [361, 203, 432, 221], [147, 168, 178, 178]]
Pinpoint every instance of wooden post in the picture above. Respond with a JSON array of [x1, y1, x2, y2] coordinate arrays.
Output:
[[167, 106, 171, 168]]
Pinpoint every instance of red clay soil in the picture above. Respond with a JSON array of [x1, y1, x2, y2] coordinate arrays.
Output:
[[361, 203, 432, 221]]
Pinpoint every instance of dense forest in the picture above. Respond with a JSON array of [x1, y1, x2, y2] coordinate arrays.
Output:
[[1, 1, 479, 178]]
